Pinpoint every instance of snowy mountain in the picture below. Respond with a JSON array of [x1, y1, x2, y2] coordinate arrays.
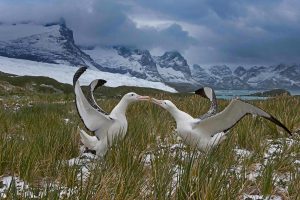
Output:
[[0, 21, 299, 91], [191, 64, 300, 90], [0, 22, 98, 68], [84, 46, 161, 81], [191, 65, 250, 89], [237, 64, 300, 89], [155, 51, 192, 81], [83, 46, 197, 91]]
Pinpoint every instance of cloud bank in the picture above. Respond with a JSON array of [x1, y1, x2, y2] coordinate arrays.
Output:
[[0, 0, 299, 65]]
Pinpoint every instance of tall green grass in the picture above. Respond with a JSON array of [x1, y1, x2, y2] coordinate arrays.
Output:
[[0, 90, 299, 199]]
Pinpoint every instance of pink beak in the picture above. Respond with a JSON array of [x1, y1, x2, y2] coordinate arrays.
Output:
[[137, 95, 150, 101], [151, 98, 163, 105]]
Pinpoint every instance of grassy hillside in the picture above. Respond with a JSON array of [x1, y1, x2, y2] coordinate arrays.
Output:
[[0, 71, 191, 97], [0, 72, 299, 199]]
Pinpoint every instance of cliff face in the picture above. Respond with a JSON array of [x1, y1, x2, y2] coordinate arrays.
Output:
[[0, 22, 98, 68]]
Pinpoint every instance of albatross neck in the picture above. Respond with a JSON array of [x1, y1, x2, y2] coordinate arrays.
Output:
[[168, 107, 194, 123], [110, 98, 129, 116]]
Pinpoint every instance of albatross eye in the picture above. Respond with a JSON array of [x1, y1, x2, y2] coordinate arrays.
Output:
[[131, 94, 134, 96]]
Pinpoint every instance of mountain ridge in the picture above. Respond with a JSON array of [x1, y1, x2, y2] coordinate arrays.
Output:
[[0, 22, 299, 91]]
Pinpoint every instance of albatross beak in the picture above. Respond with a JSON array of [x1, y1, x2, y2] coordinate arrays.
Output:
[[151, 98, 163, 105], [137, 95, 150, 101]]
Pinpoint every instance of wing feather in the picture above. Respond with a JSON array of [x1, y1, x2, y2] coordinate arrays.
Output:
[[73, 67, 113, 132], [86, 79, 109, 115], [195, 87, 218, 120], [193, 99, 291, 137]]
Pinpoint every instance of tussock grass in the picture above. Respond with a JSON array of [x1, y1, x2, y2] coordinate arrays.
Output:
[[0, 88, 299, 199]]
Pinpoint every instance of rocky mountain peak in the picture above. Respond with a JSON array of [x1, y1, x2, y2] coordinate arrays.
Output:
[[155, 51, 191, 77], [273, 64, 287, 72], [161, 50, 183, 59], [0, 22, 97, 67], [279, 64, 300, 81], [234, 66, 247, 76], [159, 51, 187, 66], [209, 65, 232, 77], [113, 46, 156, 67]]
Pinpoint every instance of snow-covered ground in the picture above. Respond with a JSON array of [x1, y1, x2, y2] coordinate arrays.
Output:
[[1, 136, 298, 198], [0, 56, 176, 92]]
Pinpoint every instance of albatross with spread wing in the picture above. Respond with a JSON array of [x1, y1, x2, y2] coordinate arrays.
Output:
[[151, 93, 291, 151], [73, 67, 149, 156]]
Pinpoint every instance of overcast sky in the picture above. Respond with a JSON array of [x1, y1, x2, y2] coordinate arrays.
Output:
[[0, 0, 300, 66]]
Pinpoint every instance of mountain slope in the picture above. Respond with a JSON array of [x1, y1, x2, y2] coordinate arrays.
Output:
[[83, 46, 198, 91], [191, 64, 300, 90], [0, 22, 98, 68], [83, 46, 162, 81]]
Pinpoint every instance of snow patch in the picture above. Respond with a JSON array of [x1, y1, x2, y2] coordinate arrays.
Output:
[[0, 56, 176, 92], [0, 175, 77, 198], [234, 148, 252, 158], [243, 194, 282, 200]]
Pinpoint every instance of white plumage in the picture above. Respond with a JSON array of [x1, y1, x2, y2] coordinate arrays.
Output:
[[151, 97, 291, 151], [73, 67, 149, 156]]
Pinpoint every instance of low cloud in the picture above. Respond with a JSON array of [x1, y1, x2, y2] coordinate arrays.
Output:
[[0, 0, 300, 65], [135, 0, 300, 65], [0, 0, 195, 52]]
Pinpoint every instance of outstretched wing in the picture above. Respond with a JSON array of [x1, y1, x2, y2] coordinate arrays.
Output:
[[73, 67, 114, 132], [195, 87, 218, 120], [86, 79, 109, 115], [193, 99, 291, 137]]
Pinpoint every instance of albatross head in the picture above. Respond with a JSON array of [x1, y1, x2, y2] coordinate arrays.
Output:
[[151, 98, 177, 111], [123, 92, 150, 103]]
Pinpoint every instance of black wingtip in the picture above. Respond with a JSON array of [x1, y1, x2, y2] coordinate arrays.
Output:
[[89, 79, 106, 91], [73, 66, 88, 87], [95, 79, 106, 89], [265, 115, 292, 136], [195, 87, 209, 99]]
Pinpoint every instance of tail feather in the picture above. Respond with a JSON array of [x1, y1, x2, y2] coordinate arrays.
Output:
[[79, 129, 98, 150]]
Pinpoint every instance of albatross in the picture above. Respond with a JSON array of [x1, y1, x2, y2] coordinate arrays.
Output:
[[151, 94, 292, 151], [73, 67, 150, 156]]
